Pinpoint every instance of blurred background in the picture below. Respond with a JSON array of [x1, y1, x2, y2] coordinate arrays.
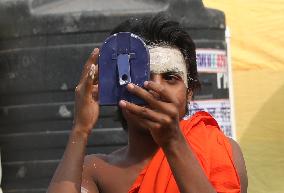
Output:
[[203, 1, 284, 193], [0, 0, 283, 193]]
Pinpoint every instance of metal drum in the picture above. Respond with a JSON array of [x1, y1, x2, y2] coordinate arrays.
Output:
[[0, 0, 226, 192]]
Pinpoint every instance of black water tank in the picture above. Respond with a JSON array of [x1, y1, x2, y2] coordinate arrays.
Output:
[[0, 0, 226, 192]]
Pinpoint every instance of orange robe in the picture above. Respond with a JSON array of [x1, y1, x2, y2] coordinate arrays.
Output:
[[128, 111, 240, 193]]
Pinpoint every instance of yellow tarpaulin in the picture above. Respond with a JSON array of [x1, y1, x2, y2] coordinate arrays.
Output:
[[203, 1, 284, 193]]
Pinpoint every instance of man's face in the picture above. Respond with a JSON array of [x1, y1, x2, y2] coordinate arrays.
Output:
[[122, 46, 191, 130]]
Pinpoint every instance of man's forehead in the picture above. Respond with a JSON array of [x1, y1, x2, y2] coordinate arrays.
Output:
[[148, 46, 186, 66], [148, 46, 188, 87], [148, 46, 183, 57]]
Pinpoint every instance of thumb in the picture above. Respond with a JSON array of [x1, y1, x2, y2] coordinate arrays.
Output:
[[82, 63, 98, 92]]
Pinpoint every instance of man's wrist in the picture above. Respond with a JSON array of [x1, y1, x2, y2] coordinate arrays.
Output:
[[161, 132, 188, 155], [71, 125, 91, 140]]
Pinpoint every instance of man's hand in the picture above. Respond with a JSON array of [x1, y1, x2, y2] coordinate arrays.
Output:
[[73, 48, 99, 136], [119, 81, 184, 148], [47, 48, 100, 193]]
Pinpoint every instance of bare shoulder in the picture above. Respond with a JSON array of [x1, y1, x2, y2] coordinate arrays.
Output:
[[84, 153, 108, 166], [227, 137, 248, 193], [83, 146, 127, 170], [83, 153, 109, 179], [80, 154, 109, 193], [82, 147, 131, 193], [82, 147, 128, 183]]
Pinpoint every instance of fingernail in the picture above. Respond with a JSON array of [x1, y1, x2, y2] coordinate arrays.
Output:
[[91, 48, 98, 56], [127, 83, 134, 90], [144, 81, 149, 86], [119, 100, 127, 107]]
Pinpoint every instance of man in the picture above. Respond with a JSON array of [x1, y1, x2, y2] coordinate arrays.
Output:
[[47, 14, 247, 193]]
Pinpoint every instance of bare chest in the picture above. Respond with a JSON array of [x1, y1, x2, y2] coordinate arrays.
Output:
[[95, 164, 142, 193]]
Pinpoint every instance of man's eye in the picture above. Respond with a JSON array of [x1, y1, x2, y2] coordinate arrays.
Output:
[[163, 73, 182, 82]]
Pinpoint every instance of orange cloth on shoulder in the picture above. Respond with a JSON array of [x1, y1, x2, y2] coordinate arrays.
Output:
[[128, 111, 240, 193]]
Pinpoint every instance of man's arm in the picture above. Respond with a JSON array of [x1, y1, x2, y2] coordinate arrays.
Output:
[[81, 155, 101, 193], [47, 48, 100, 193], [119, 82, 218, 193], [163, 134, 217, 193], [47, 129, 99, 193], [163, 135, 247, 193], [228, 138, 248, 193]]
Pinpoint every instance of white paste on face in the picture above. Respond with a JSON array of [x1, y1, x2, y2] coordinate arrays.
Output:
[[149, 46, 188, 87], [81, 186, 88, 193]]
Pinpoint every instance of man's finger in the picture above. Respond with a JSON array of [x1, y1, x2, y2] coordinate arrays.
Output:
[[80, 65, 98, 93], [88, 48, 99, 65], [119, 100, 170, 124], [88, 64, 98, 85], [91, 85, 99, 101], [80, 48, 99, 83], [144, 81, 177, 103], [137, 117, 161, 131], [126, 83, 173, 114]]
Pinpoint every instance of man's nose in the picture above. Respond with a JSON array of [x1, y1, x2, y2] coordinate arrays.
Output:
[[150, 73, 163, 84], [149, 73, 162, 100]]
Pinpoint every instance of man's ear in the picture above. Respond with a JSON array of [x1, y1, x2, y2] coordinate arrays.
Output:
[[187, 89, 193, 103]]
